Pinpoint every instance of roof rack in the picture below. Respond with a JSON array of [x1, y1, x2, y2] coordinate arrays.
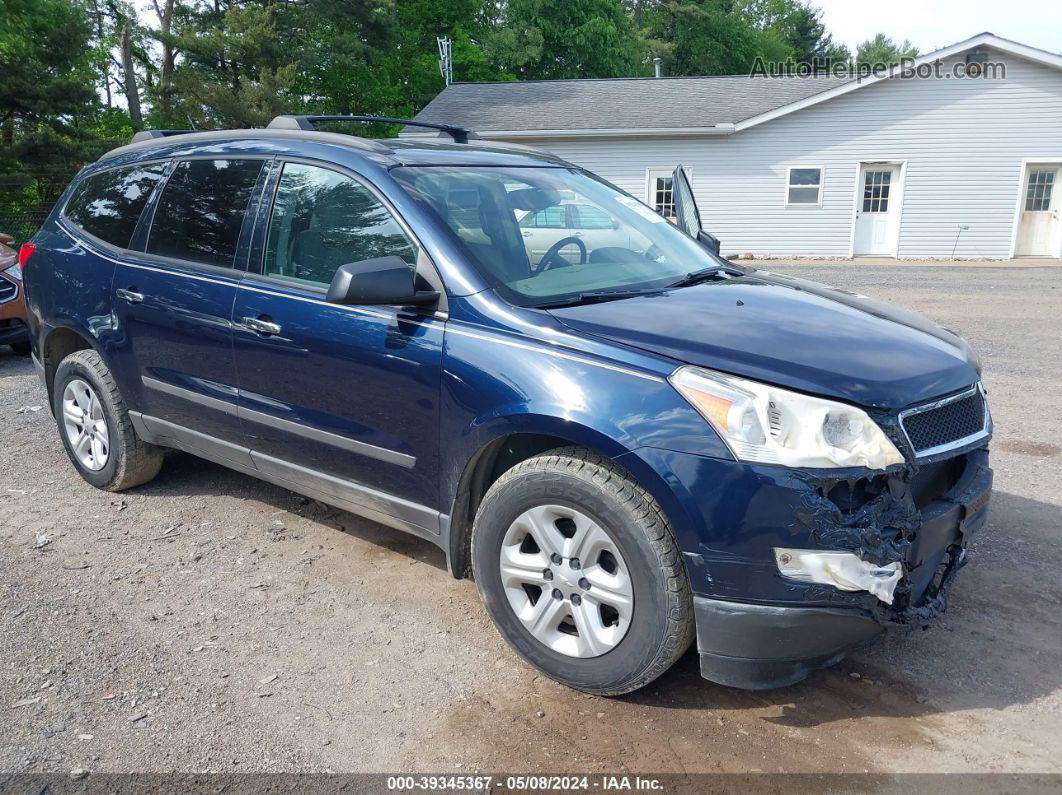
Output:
[[130, 129, 197, 143], [267, 115, 477, 144]]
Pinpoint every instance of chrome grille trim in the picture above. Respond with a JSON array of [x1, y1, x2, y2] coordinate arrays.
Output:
[[899, 383, 990, 459]]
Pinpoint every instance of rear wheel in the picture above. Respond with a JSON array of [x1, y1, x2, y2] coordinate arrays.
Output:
[[52, 350, 163, 491], [472, 447, 694, 695]]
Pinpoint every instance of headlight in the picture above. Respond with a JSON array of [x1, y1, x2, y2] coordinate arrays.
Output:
[[669, 366, 904, 469], [2, 264, 21, 282]]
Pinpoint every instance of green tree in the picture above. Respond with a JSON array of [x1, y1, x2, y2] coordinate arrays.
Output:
[[643, 0, 762, 76], [0, 0, 105, 238], [492, 0, 640, 80], [159, 0, 303, 129], [856, 33, 919, 68], [736, 0, 848, 69]]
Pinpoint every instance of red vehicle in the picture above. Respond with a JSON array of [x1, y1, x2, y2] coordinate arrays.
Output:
[[0, 232, 30, 355]]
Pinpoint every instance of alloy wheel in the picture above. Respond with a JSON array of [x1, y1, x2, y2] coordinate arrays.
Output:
[[62, 378, 109, 471], [499, 504, 634, 658]]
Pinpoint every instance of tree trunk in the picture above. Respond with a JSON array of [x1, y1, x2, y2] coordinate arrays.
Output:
[[120, 22, 143, 124], [154, 0, 177, 121], [92, 0, 112, 107]]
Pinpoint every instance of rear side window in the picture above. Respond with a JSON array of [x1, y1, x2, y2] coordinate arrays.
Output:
[[65, 163, 168, 248], [146, 159, 263, 268]]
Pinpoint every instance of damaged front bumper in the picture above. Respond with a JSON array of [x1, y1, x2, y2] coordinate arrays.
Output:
[[629, 443, 992, 690]]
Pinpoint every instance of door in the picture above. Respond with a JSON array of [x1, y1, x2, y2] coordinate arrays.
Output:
[[232, 160, 444, 533], [112, 157, 267, 457], [1016, 165, 1061, 256], [671, 165, 720, 254], [671, 165, 701, 239], [853, 164, 902, 256]]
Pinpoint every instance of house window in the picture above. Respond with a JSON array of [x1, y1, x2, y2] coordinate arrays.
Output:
[[862, 169, 892, 213], [1025, 169, 1056, 212], [786, 167, 822, 206], [647, 170, 676, 220]]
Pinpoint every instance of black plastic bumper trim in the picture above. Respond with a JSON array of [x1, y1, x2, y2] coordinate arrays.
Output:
[[694, 596, 883, 689]]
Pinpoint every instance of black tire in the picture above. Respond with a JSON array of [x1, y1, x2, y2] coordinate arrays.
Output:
[[472, 447, 694, 696], [10, 341, 31, 356], [51, 349, 164, 491]]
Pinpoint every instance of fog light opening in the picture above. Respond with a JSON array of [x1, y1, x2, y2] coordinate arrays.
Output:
[[773, 547, 904, 605]]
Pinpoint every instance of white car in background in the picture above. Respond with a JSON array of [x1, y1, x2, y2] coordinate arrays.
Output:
[[518, 200, 636, 265]]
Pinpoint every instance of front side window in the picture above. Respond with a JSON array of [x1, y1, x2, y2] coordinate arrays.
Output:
[[264, 163, 417, 288], [786, 167, 822, 206], [394, 165, 732, 307], [146, 159, 264, 268], [65, 163, 168, 248]]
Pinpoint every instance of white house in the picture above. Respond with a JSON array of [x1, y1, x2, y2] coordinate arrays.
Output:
[[412, 33, 1062, 260]]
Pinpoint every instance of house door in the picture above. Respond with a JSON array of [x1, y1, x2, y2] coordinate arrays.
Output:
[[1015, 165, 1061, 256], [853, 164, 902, 256]]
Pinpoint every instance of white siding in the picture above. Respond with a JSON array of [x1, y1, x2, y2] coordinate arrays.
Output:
[[505, 51, 1062, 258]]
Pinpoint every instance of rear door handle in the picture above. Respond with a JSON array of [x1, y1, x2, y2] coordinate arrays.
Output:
[[240, 316, 282, 336], [116, 288, 144, 304]]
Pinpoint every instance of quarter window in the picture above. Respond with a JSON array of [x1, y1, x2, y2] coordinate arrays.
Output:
[[146, 159, 264, 269], [264, 163, 417, 288], [64, 163, 168, 248], [786, 167, 822, 206]]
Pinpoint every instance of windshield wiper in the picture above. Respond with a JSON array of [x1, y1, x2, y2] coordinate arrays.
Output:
[[668, 266, 743, 289], [534, 288, 666, 310]]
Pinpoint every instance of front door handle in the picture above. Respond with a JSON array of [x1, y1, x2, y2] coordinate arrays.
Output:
[[116, 288, 144, 304], [240, 316, 282, 336]]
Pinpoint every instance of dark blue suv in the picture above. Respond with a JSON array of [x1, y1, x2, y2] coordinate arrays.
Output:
[[22, 116, 993, 694]]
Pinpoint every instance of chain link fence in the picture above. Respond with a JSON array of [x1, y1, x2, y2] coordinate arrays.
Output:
[[0, 172, 68, 245], [0, 209, 54, 245]]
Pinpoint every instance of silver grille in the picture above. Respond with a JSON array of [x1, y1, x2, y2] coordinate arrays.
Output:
[[899, 384, 989, 457]]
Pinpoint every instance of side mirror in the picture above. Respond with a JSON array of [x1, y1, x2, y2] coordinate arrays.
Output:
[[326, 256, 439, 307], [697, 230, 721, 255]]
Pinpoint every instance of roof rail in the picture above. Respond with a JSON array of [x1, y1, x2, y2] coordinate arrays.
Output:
[[130, 129, 197, 143], [267, 115, 477, 144]]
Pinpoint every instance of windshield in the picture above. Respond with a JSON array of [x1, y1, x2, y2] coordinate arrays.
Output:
[[392, 165, 733, 306]]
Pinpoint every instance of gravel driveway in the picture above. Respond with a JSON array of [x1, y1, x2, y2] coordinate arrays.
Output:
[[1, 264, 1060, 776]]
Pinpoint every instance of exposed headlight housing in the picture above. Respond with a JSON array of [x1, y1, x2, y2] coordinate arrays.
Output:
[[669, 366, 904, 469]]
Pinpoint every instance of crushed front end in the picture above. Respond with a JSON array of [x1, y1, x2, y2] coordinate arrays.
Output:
[[630, 383, 993, 689]]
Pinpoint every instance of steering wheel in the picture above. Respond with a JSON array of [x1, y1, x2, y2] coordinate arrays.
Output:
[[533, 236, 587, 274]]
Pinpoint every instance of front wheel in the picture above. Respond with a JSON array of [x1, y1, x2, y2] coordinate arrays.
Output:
[[472, 447, 694, 695]]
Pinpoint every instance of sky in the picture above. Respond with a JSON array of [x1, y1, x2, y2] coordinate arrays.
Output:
[[814, 0, 1062, 56]]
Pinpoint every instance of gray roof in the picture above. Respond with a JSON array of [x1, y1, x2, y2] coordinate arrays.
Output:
[[413, 75, 851, 133]]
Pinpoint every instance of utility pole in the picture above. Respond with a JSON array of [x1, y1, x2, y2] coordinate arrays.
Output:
[[437, 36, 453, 86]]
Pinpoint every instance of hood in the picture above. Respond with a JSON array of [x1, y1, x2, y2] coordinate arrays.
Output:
[[547, 271, 980, 409]]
